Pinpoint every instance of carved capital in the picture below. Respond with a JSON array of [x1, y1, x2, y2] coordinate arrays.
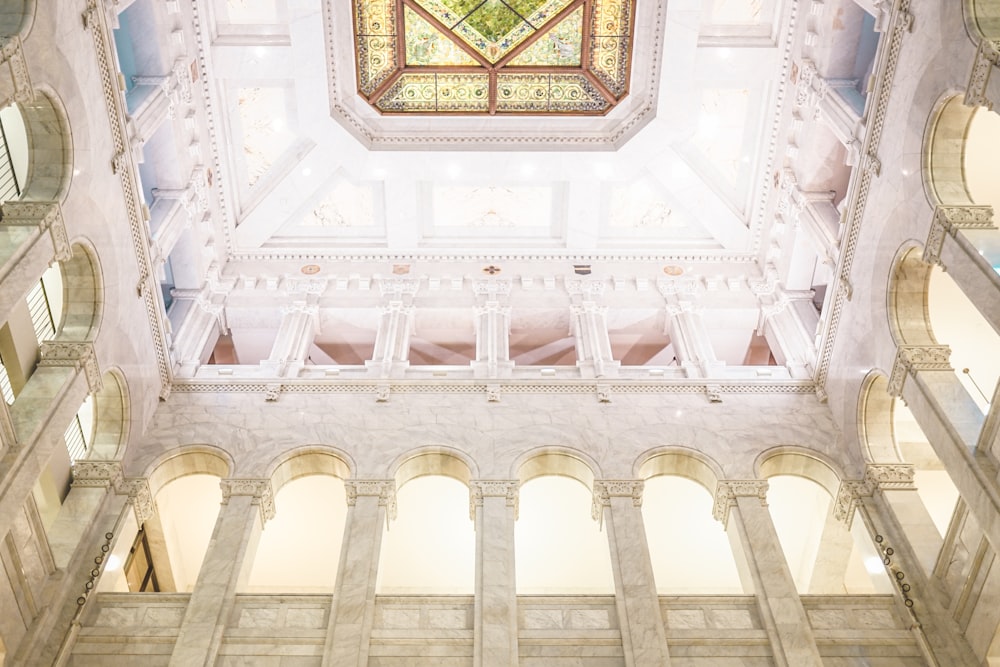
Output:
[[220, 478, 275, 523], [591, 480, 644, 521], [887, 345, 952, 397], [119, 478, 157, 525], [865, 463, 916, 490], [965, 39, 1000, 110], [38, 342, 103, 394], [71, 460, 123, 489], [712, 480, 769, 526], [264, 383, 281, 402], [344, 479, 397, 520], [469, 480, 519, 520], [472, 278, 512, 299], [0, 37, 34, 107], [923, 205, 995, 265], [378, 277, 420, 299], [833, 479, 872, 525], [565, 279, 606, 298]]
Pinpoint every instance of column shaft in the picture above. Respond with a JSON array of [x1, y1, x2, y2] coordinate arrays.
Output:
[[595, 481, 671, 666], [0, 202, 70, 326], [263, 304, 317, 376], [473, 303, 512, 379], [938, 229, 1000, 337], [471, 481, 518, 666], [668, 307, 722, 378], [325, 481, 394, 667], [169, 482, 271, 667], [572, 302, 618, 378], [369, 302, 412, 377]]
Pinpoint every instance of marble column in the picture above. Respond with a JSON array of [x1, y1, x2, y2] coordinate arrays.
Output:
[[169, 291, 224, 375], [888, 345, 1000, 554], [713, 480, 822, 667], [759, 292, 819, 379], [0, 202, 72, 326], [470, 480, 519, 667], [261, 301, 318, 377], [368, 301, 414, 378], [781, 183, 841, 266], [835, 468, 980, 666], [472, 302, 513, 379], [126, 75, 173, 160], [592, 480, 671, 666], [571, 302, 619, 379], [922, 205, 1000, 337], [666, 302, 724, 378], [169, 479, 274, 667], [148, 184, 198, 277], [793, 60, 864, 159], [325, 480, 396, 667]]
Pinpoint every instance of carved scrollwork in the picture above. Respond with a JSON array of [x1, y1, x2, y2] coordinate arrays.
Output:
[[833, 479, 871, 525], [712, 480, 769, 526], [345, 480, 397, 521], [923, 205, 995, 265], [965, 39, 1000, 110], [469, 480, 519, 520], [72, 461, 124, 489], [220, 478, 276, 523], [887, 345, 952, 397], [38, 342, 103, 394], [119, 478, 157, 525], [865, 463, 916, 490], [591, 479, 644, 522]]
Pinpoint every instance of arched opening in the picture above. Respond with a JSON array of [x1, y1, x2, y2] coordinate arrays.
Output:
[[759, 452, 890, 594], [0, 91, 72, 203], [376, 451, 476, 594], [515, 452, 614, 594], [245, 450, 351, 593], [637, 451, 745, 593]]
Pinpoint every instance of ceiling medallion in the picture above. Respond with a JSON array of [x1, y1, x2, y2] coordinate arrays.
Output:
[[482, 264, 503, 275], [662, 265, 684, 276], [301, 264, 322, 275], [353, 0, 636, 115]]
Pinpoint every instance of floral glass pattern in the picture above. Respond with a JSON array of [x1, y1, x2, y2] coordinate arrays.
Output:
[[352, 0, 636, 115]]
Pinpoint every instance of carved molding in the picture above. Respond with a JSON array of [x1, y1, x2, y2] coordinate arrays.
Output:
[[119, 478, 156, 525], [220, 478, 276, 523], [378, 277, 420, 299], [591, 480, 644, 521], [71, 460, 124, 489], [0, 37, 34, 107], [345, 479, 397, 520], [469, 480, 519, 520], [833, 479, 870, 525], [923, 205, 995, 265], [887, 345, 952, 397], [472, 279, 512, 299], [965, 39, 1000, 110], [834, 464, 917, 524], [38, 342, 103, 394], [712, 480, 769, 526], [0, 202, 70, 260]]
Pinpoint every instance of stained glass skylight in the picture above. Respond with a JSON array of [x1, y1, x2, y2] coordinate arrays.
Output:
[[352, 0, 636, 114]]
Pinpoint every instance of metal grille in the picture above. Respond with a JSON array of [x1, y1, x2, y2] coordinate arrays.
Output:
[[27, 280, 56, 344], [64, 414, 88, 463], [0, 353, 14, 405], [0, 112, 21, 204]]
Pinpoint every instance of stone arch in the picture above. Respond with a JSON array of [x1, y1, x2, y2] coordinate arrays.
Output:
[[633, 445, 724, 493], [11, 87, 73, 202], [144, 445, 233, 500], [923, 94, 979, 208], [965, 0, 1000, 43], [754, 446, 846, 497], [858, 371, 904, 464], [513, 446, 602, 489], [86, 368, 129, 461], [56, 241, 102, 341], [887, 243, 937, 346], [0, 1, 34, 41], [388, 445, 478, 489], [264, 446, 354, 495]]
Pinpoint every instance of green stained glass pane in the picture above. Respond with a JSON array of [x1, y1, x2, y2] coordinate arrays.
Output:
[[405, 7, 478, 65], [438, 0, 486, 21], [496, 72, 609, 112], [509, 6, 582, 66], [503, 0, 547, 19], [463, 0, 527, 42]]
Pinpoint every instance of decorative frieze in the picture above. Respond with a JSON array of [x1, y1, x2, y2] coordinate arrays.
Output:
[[469, 480, 519, 520], [591, 480, 644, 523], [887, 345, 952, 398], [344, 479, 397, 521], [0, 201, 72, 262], [834, 464, 917, 524], [965, 39, 1000, 110], [923, 205, 995, 265], [220, 478, 276, 523], [0, 36, 34, 107], [71, 460, 124, 489], [38, 342, 103, 394], [712, 480, 769, 526], [119, 478, 156, 524]]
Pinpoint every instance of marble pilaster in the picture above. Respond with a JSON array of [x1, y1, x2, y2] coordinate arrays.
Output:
[[472, 300, 513, 380], [470, 480, 519, 667], [169, 291, 224, 375], [665, 301, 724, 378], [836, 469, 980, 666], [887, 345, 1000, 556], [325, 480, 396, 667], [261, 301, 319, 377], [126, 76, 172, 159], [593, 480, 671, 666], [0, 201, 71, 326], [570, 301, 619, 379], [368, 281, 418, 379], [759, 291, 819, 379], [169, 479, 274, 667], [793, 59, 864, 159], [0, 37, 33, 111], [922, 205, 1000, 337], [714, 480, 822, 667]]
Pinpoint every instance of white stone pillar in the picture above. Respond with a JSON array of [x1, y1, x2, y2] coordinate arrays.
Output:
[[780, 181, 841, 266], [169, 292, 224, 375], [923, 205, 1000, 337], [666, 302, 723, 378], [127, 75, 172, 160], [0, 202, 72, 326], [571, 301, 619, 379], [888, 346, 1000, 555], [325, 480, 396, 667], [836, 468, 980, 666], [592, 480, 671, 666], [472, 301, 513, 379], [714, 480, 822, 667], [759, 292, 819, 379], [367, 279, 418, 379], [169, 479, 274, 667], [261, 302, 318, 377], [793, 60, 864, 160], [470, 480, 519, 667]]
